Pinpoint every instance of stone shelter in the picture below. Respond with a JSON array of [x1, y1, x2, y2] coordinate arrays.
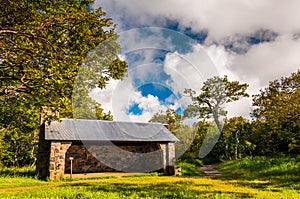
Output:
[[36, 118, 179, 180]]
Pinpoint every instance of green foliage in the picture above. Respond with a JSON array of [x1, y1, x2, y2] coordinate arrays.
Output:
[[180, 121, 208, 160], [72, 81, 113, 120], [184, 76, 249, 121], [149, 109, 183, 131], [0, 103, 39, 166], [177, 162, 204, 176], [184, 76, 249, 160], [252, 70, 300, 156], [149, 109, 196, 159], [0, 1, 127, 166], [222, 117, 254, 159]]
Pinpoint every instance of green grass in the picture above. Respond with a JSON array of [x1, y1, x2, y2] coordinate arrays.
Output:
[[178, 162, 205, 176], [216, 156, 300, 191], [0, 166, 36, 178], [1, 176, 296, 199], [0, 166, 52, 189], [0, 157, 299, 199]]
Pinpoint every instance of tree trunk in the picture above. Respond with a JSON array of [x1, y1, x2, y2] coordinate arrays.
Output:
[[213, 113, 230, 160], [234, 130, 239, 160]]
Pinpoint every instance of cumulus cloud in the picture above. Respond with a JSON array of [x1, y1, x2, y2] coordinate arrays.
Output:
[[231, 35, 300, 87], [129, 92, 161, 112], [118, 28, 175, 53], [97, 0, 300, 41], [164, 44, 219, 94], [128, 92, 164, 122], [90, 1, 300, 121]]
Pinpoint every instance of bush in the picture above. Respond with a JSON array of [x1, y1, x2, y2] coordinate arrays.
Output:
[[177, 162, 204, 176]]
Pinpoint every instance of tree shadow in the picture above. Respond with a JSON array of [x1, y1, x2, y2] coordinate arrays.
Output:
[[59, 179, 253, 198]]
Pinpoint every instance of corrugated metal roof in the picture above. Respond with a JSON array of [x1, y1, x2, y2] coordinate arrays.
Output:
[[45, 118, 179, 142]]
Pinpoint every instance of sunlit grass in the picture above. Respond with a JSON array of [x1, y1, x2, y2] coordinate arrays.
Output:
[[0, 175, 299, 198], [178, 162, 205, 176], [216, 156, 300, 191], [0, 166, 35, 177], [0, 166, 51, 189], [0, 157, 299, 198]]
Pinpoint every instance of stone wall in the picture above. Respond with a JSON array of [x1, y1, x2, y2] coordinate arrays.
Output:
[[65, 142, 165, 174], [65, 144, 114, 173], [37, 138, 176, 179], [49, 141, 72, 180], [159, 143, 176, 175]]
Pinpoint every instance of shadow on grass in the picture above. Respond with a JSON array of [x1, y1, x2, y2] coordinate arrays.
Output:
[[58, 179, 252, 198]]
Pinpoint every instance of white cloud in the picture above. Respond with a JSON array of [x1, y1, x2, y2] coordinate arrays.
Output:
[[98, 0, 300, 41], [89, 79, 120, 112], [127, 91, 185, 123], [203, 45, 253, 118], [225, 98, 252, 119], [129, 92, 161, 112], [118, 28, 175, 53], [90, 75, 136, 121], [91, 1, 300, 120], [128, 112, 153, 123], [128, 92, 165, 122], [164, 44, 219, 94], [231, 35, 300, 87], [203, 45, 235, 79]]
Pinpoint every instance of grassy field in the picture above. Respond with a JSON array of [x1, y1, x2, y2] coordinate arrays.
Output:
[[0, 157, 299, 199], [216, 156, 300, 190]]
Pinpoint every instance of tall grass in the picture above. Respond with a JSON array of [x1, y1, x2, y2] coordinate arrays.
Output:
[[0, 166, 51, 189], [0, 166, 35, 177], [217, 156, 300, 190]]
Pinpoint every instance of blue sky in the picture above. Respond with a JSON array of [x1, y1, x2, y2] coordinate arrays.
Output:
[[90, 0, 300, 122]]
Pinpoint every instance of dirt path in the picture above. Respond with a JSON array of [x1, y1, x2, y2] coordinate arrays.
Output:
[[63, 172, 145, 179], [200, 164, 222, 177], [0, 185, 52, 192]]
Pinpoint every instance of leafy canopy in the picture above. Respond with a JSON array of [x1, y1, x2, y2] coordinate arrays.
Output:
[[0, 0, 127, 120], [184, 75, 249, 123], [184, 76, 249, 160], [0, 0, 127, 166], [252, 70, 300, 155]]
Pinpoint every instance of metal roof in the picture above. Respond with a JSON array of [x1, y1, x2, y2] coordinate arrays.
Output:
[[45, 118, 179, 142]]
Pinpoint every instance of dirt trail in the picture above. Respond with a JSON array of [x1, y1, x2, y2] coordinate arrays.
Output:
[[200, 164, 222, 177], [0, 185, 50, 192], [63, 172, 144, 179]]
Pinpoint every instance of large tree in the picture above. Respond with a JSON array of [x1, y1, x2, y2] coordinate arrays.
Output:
[[0, 0, 127, 119], [0, 0, 127, 166], [184, 76, 249, 159], [252, 70, 300, 155]]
